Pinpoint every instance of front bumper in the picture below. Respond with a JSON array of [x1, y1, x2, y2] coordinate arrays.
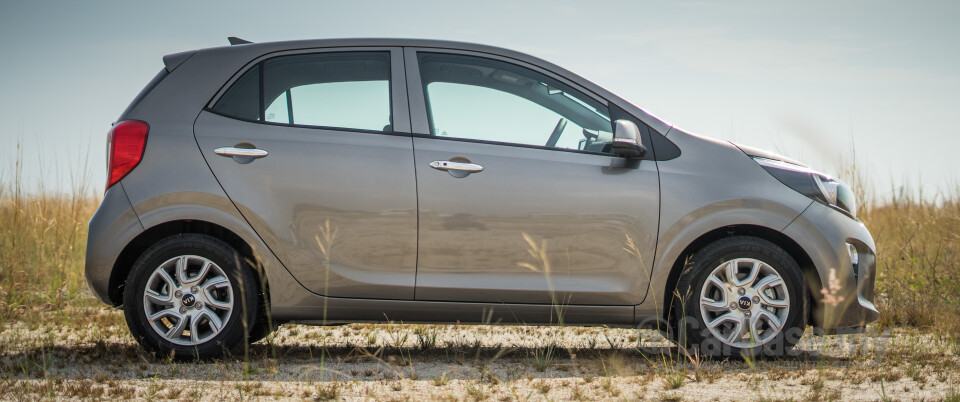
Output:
[[782, 201, 879, 330]]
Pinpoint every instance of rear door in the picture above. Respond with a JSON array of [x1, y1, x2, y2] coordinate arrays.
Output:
[[407, 49, 660, 306], [194, 48, 418, 299]]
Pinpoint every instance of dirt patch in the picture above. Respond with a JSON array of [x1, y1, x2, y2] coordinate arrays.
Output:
[[1, 309, 958, 400]]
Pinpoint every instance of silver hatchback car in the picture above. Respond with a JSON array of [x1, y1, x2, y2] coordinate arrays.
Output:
[[86, 38, 877, 359]]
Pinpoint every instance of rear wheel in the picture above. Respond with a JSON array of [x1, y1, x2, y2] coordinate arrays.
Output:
[[123, 234, 259, 360], [671, 236, 806, 358]]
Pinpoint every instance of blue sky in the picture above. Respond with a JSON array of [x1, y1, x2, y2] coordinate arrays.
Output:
[[1, 1, 957, 200]]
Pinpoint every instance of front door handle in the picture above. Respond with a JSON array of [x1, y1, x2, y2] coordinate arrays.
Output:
[[429, 160, 484, 173], [214, 147, 269, 159]]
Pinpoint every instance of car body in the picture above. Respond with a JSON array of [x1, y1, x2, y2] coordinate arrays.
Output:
[[86, 38, 878, 358]]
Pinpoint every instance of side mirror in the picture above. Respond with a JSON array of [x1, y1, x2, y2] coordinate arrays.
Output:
[[612, 119, 646, 158]]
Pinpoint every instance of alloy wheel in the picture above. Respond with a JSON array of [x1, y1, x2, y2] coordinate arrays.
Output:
[[142, 255, 234, 346], [698, 258, 791, 348]]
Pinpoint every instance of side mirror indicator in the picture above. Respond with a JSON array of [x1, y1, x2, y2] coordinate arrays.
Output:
[[612, 119, 646, 158]]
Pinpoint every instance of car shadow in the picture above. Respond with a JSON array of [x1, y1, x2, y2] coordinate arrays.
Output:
[[1, 340, 867, 383]]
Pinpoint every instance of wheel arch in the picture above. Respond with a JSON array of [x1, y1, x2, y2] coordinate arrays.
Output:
[[108, 220, 267, 307], [661, 224, 822, 326]]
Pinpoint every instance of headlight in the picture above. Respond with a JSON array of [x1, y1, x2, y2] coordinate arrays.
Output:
[[754, 157, 857, 218]]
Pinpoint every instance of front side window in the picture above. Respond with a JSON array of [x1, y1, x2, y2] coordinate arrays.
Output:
[[418, 53, 613, 153], [213, 52, 392, 132]]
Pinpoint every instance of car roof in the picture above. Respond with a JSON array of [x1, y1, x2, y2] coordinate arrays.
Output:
[[168, 37, 672, 136], [186, 38, 559, 75], [209, 37, 528, 56]]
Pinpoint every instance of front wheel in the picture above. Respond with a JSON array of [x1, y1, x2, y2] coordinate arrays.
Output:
[[123, 234, 260, 360], [671, 236, 807, 358]]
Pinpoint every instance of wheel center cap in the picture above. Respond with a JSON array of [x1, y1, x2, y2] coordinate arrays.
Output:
[[181, 294, 196, 307], [737, 296, 752, 310]]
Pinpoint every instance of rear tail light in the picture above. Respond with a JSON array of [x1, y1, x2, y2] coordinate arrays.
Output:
[[106, 120, 149, 191]]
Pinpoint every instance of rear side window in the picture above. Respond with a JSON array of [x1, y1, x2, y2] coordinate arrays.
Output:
[[211, 52, 392, 132]]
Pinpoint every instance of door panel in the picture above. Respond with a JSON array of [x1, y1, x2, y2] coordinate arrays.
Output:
[[194, 48, 417, 299], [413, 138, 659, 305], [408, 49, 660, 306], [196, 112, 418, 299]]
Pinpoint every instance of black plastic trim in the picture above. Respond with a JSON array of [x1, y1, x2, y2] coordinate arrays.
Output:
[[203, 108, 412, 138], [408, 132, 620, 157], [609, 103, 682, 161], [228, 36, 253, 45]]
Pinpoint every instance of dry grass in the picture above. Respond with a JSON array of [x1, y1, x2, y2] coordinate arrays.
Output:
[[0, 149, 100, 328], [864, 192, 960, 337], [1, 150, 959, 399]]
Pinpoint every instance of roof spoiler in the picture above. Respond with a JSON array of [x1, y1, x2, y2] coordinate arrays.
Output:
[[161, 37, 251, 72], [228, 37, 252, 45], [162, 50, 198, 72]]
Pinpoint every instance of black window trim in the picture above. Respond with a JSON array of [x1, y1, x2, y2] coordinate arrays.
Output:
[[204, 107, 413, 137], [408, 132, 617, 158]]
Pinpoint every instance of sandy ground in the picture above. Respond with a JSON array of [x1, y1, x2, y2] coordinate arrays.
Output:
[[1, 308, 958, 400]]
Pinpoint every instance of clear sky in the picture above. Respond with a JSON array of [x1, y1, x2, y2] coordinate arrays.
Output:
[[1, 1, 957, 201]]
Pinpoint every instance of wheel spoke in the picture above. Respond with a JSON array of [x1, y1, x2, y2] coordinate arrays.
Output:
[[205, 290, 232, 310], [175, 256, 189, 285], [752, 275, 783, 293], [741, 260, 760, 286], [700, 296, 728, 312], [196, 261, 212, 282], [199, 308, 224, 333], [183, 260, 212, 286], [724, 259, 740, 285], [147, 308, 179, 322], [707, 311, 740, 330], [726, 319, 747, 344], [706, 275, 727, 293], [201, 276, 230, 292], [756, 308, 783, 330], [156, 269, 178, 291], [190, 314, 201, 344], [164, 314, 189, 340], [144, 289, 173, 306], [748, 313, 762, 345], [758, 292, 789, 309]]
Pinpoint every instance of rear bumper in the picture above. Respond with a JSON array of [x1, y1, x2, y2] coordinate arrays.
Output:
[[85, 183, 144, 305], [783, 201, 879, 330]]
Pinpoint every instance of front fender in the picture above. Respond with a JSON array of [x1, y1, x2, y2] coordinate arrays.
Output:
[[636, 127, 813, 321]]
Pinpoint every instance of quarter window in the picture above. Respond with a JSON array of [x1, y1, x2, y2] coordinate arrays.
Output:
[[212, 52, 392, 132], [418, 53, 613, 153]]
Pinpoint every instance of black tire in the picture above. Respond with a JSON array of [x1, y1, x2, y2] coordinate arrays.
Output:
[[247, 309, 277, 344], [670, 236, 807, 358], [123, 234, 260, 360]]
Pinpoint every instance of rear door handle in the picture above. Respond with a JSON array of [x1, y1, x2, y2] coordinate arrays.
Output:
[[429, 160, 484, 173], [214, 147, 269, 158]]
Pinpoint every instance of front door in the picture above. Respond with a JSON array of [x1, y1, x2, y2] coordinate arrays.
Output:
[[195, 48, 418, 300], [407, 50, 660, 306]]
